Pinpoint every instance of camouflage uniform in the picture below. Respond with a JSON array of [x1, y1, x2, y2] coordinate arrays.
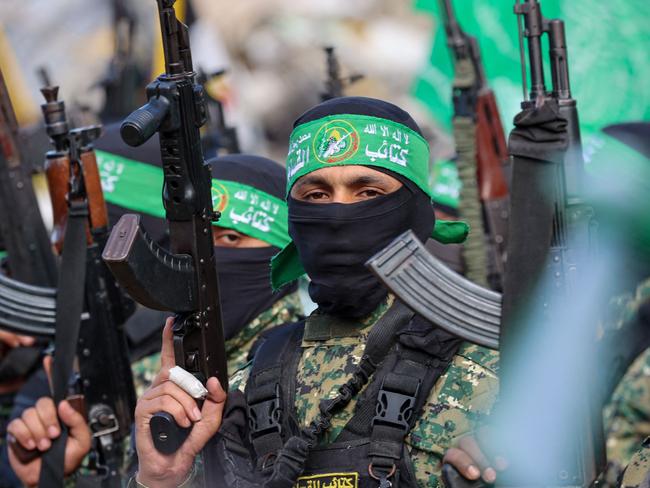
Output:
[[621, 438, 650, 488], [131, 291, 303, 397], [229, 295, 500, 488], [604, 277, 650, 474]]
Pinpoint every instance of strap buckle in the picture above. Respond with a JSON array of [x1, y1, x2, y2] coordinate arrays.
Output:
[[369, 463, 397, 488], [372, 376, 420, 433], [248, 383, 283, 440]]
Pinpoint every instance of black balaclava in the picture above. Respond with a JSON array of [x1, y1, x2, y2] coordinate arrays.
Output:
[[288, 97, 435, 318], [210, 154, 297, 339]]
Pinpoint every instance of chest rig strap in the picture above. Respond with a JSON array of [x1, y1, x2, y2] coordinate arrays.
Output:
[[246, 322, 305, 470], [338, 318, 462, 488]]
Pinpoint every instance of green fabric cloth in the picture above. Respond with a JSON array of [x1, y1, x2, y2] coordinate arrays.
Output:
[[583, 132, 650, 253], [412, 0, 650, 137], [95, 150, 290, 248], [430, 159, 461, 210]]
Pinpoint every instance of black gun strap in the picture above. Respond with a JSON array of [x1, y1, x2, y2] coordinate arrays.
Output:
[[39, 200, 89, 488]]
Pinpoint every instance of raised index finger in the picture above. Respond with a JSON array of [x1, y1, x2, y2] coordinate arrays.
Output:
[[160, 317, 177, 370]]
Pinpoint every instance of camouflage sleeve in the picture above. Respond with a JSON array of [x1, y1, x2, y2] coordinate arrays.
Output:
[[605, 348, 650, 469], [604, 277, 650, 470], [407, 344, 500, 488], [131, 352, 162, 398], [229, 361, 252, 394], [621, 438, 650, 488]]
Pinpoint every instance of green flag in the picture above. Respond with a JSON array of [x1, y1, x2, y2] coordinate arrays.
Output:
[[413, 0, 650, 136]]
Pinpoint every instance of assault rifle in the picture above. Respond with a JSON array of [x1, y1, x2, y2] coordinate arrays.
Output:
[[5, 87, 136, 488], [372, 1, 607, 486], [496, 2, 603, 483], [99, 0, 146, 122], [198, 69, 241, 157], [0, 68, 57, 287], [0, 67, 56, 391], [439, 0, 509, 290], [320, 46, 363, 101], [102, 0, 228, 460]]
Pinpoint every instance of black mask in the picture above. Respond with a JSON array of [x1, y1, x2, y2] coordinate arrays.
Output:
[[288, 182, 434, 318], [215, 247, 294, 340]]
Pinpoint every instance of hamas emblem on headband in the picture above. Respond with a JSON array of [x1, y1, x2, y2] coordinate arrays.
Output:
[[313, 119, 360, 164], [211, 181, 229, 213]]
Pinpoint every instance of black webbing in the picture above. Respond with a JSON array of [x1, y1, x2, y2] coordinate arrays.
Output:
[[263, 301, 414, 488], [38, 200, 88, 488], [246, 323, 305, 468]]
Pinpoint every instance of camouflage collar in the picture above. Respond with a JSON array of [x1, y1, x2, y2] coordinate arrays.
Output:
[[303, 295, 394, 341], [225, 292, 302, 355]]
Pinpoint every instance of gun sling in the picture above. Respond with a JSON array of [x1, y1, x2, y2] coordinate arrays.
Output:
[[38, 200, 88, 488]]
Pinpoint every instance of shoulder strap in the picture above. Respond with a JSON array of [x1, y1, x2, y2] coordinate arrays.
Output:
[[339, 316, 462, 487], [39, 200, 89, 488], [245, 321, 305, 470]]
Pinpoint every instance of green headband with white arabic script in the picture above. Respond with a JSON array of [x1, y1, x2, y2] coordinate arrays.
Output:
[[95, 150, 291, 249], [287, 114, 432, 197], [271, 113, 470, 290]]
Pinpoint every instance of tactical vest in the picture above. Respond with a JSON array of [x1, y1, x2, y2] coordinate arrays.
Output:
[[207, 302, 461, 488]]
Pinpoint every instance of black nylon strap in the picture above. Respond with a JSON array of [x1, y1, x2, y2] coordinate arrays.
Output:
[[38, 200, 88, 488], [246, 322, 305, 468], [366, 344, 461, 485]]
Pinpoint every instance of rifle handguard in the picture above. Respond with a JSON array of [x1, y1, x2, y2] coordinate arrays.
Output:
[[150, 411, 191, 454], [121, 96, 170, 147]]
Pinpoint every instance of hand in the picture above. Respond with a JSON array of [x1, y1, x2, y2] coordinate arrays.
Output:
[[7, 359, 91, 488], [135, 318, 227, 488], [0, 331, 37, 394], [443, 432, 508, 484], [0, 330, 36, 349]]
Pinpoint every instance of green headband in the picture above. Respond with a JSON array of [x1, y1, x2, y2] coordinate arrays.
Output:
[[287, 114, 432, 197], [95, 150, 290, 248], [272, 113, 470, 290]]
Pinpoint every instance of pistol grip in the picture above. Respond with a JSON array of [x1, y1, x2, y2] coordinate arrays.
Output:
[[150, 411, 191, 454], [442, 464, 489, 488]]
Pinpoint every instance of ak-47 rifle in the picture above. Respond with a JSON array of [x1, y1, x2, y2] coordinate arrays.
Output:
[[102, 0, 228, 460], [439, 0, 510, 291], [6, 87, 136, 488], [99, 0, 146, 122], [0, 68, 57, 287], [0, 67, 56, 390], [198, 69, 241, 157], [495, 1, 603, 483], [320, 46, 363, 101]]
